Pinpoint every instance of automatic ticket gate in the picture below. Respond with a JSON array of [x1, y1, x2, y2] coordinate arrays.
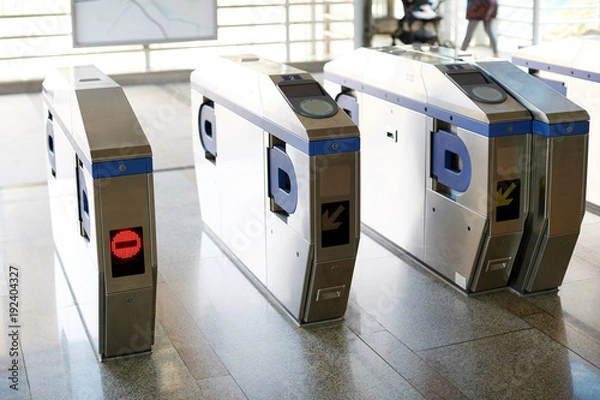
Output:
[[43, 66, 157, 359], [325, 46, 589, 294], [512, 34, 600, 210], [191, 55, 360, 323], [477, 61, 589, 294], [324, 46, 533, 293], [324, 47, 533, 292]]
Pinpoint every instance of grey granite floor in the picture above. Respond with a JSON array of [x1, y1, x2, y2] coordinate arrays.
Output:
[[1, 82, 600, 399]]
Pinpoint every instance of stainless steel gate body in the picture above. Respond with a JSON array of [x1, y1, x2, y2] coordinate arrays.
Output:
[[478, 61, 589, 293], [325, 46, 531, 293], [512, 35, 599, 210], [191, 55, 360, 323], [43, 66, 157, 359]]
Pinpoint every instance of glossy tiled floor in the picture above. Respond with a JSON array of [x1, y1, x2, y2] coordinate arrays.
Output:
[[2, 82, 600, 399]]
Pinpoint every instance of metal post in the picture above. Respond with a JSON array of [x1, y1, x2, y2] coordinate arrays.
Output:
[[532, 0, 540, 45], [313, 0, 318, 59], [454, 0, 461, 59], [144, 44, 151, 71], [286, 0, 291, 62], [358, 0, 373, 48]]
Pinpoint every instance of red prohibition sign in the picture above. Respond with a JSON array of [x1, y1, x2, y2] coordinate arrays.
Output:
[[110, 229, 142, 259]]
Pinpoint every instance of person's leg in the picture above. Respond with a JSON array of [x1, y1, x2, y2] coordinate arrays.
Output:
[[461, 20, 479, 51], [483, 20, 499, 55]]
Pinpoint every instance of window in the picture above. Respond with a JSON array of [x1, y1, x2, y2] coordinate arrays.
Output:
[[0, 0, 355, 82]]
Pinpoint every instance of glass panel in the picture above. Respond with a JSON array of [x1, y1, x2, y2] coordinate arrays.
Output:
[[218, 6, 286, 25], [0, 0, 70, 16], [218, 25, 287, 43], [0, 15, 71, 38], [219, 0, 284, 6]]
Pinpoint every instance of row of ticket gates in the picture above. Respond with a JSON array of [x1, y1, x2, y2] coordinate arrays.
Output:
[[42, 39, 598, 360]]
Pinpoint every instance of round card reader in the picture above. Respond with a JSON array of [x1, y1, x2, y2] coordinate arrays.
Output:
[[470, 85, 505, 103], [447, 70, 507, 104], [278, 79, 338, 119]]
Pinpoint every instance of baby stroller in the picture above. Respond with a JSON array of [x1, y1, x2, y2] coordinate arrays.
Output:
[[391, 0, 443, 45]]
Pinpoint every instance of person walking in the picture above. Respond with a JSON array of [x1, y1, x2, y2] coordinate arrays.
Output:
[[460, 0, 499, 57]]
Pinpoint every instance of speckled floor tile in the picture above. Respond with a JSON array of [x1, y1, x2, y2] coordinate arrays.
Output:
[[0, 93, 45, 187], [153, 169, 223, 265], [350, 255, 530, 351], [479, 290, 543, 318], [197, 375, 248, 400], [0, 286, 30, 400], [343, 300, 386, 336], [19, 306, 105, 400], [419, 328, 600, 400], [99, 322, 205, 400], [3, 84, 600, 400], [360, 330, 468, 400], [0, 372, 30, 400], [161, 255, 300, 356], [356, 234, 395, 260], [525, 312, 600, 369], [18, 304, 205, 400], [0, 253, 205, 399], [0, 250, 9, 298], [572, 219, 600, 266], [215, 324, 425, 400], [526, 277, 600, 344], [156, 280, 231, 381], [0, 184, 52, 245], [582, 211, 600, 225], [562, 254, 600, 284], [162, 254, 423, 400], [0, 246, 74, 314]]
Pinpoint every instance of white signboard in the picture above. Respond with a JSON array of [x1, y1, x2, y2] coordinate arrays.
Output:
[[72, 0, 217, 47]]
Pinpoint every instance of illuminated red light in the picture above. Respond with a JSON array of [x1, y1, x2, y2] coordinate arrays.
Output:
[[110, 229, 142, 259], [109, 227, 145, 278]]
